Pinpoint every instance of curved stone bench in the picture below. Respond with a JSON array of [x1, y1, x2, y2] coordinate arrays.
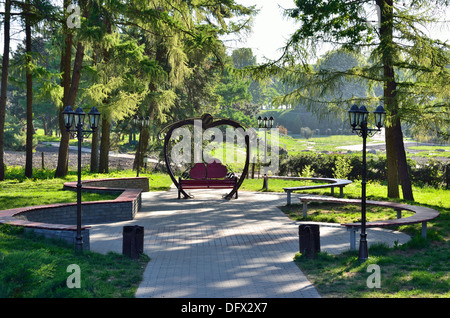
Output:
[[63, 177, 150, 192], [298, 195, 440, 250], [268, 176, 352, 205], [0, 177, 149, 250]]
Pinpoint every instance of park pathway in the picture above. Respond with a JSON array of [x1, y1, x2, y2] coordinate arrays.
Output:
[[88, 187, 410, 298]]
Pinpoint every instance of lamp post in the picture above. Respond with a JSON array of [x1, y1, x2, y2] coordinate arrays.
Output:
[[62, 105, 101, 252], [257, 116, 274, 190], [348, 104, 386, 262], [133, 115, 150, 177]]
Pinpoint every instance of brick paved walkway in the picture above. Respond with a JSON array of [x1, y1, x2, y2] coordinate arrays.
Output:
[[88, 188, 410, 298]]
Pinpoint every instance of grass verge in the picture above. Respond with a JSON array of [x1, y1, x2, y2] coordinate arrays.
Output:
[[0, 224, 149, 298]]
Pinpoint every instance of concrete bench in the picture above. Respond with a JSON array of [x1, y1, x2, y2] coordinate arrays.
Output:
[[298, 195, 440, 250], [268, 176, 352, 205]]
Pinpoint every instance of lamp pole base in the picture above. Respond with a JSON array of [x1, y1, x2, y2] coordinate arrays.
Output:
[[75, 239, 83, 252], [358, 233, 368, 262]]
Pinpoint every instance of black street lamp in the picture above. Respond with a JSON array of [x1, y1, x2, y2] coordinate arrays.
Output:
[[257, 116, 274, 190], [62, 105, 101, 252], [133, 115, 150, 177], [348, 104, 386, 262]]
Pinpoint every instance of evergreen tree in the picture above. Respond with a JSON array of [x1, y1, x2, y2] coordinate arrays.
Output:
[[251, 0, 450, 200]]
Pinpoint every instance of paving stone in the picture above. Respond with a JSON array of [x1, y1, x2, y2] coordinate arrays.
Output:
[[88, 188, 410, 298]]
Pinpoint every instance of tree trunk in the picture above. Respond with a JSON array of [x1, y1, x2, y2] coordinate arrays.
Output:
[[0, 0, 11, 181], [55, 1, 87, 177], [97, 16, 113, 174], [55, 2, 73, 178], [41, 118, 48, 136], [393, 118, 414, 200], [99, 117, 111, 173], [90, 128, 99, 172], [379, 0, 406, 199], [385, 125, 399, 197], [133, 126, 150, 171], [55, 42, 85, 177], [25, 0, 33, 178]]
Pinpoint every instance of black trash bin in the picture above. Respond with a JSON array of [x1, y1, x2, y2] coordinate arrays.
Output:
[[299, 224, 320, 258], [123, 225, 144, 259]]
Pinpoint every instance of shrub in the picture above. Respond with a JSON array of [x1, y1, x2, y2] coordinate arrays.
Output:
[[410, 160, 447, 188], [4, 117, 38, 151], [299, 164, 315, 177], [301, 127, 313, 139], [333, 156, 351, 179], [280, 153, 447, 188]]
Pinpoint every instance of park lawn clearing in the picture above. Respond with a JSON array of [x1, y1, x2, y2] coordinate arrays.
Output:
[[1, 167, 448, 297], [294, 239, 449, 298]]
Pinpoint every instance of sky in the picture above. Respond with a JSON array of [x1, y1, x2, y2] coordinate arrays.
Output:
[[227, 0, 450, 63], [224, 0, 298, 62]]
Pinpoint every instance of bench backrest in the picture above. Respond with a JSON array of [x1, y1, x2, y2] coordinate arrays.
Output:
[[188, 159, 228, 179], [207, 161, 227, 179], [190, 163, 207, 179]]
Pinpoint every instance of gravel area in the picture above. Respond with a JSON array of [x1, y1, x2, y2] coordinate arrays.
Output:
[[3, 140, 447, 172], [4, 144, 136, 171]]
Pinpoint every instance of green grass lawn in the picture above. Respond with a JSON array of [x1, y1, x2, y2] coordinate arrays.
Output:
[[277, 133, 383, 155], [0, 178, 119, 210], [0, 167, 172, 298], [406, 145, 450, 159], [0, 224, 149, 298], [241, 176, 449, 298]]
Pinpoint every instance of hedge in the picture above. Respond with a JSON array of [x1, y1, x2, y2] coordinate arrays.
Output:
[[279, 152, 449, 189]]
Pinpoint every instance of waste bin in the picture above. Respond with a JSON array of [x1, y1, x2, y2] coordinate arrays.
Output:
[[299, 224, 320, 258], [122, 225, 144, 259]]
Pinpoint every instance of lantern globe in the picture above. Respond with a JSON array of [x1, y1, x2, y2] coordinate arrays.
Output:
[[268, 116, 274, 128], [74, 107, 86, 127], [373, 105, 386, 129], [88, 107, 101, 130], [348, 104, 360, 128], [359, 105, 369, 125], [62, 106, 75, 129]]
